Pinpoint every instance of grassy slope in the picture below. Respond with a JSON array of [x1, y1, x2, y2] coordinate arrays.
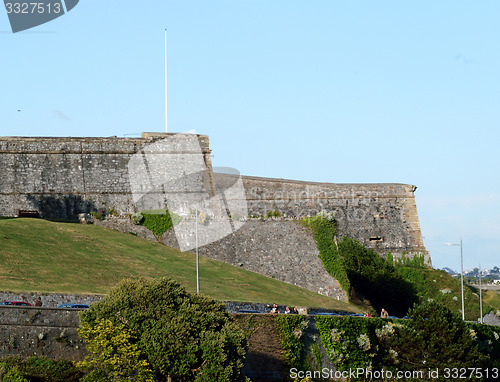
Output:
[[483, 289, 500, 314], [397, 266, 500, 321], [0, 218, 361, 312]]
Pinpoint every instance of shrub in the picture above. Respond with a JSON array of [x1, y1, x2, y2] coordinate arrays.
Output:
[[131, 212, 144, 225], [337, 237, 417, 317], [78, 318, 154, 381], [0, 365, 28, 382], [274, 315, 308, 368], [140, 209, 181, 239], [79, 277, 249, 382], [90, 210, 105, 221], [380, 301, 487, 371], [316, 316, 387, 373], [0, 356, 83, 382], [266, 210, 282, 218]]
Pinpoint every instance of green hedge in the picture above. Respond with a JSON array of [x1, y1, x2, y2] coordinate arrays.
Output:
[[140, 209, 181, 239], [0, 356, 83, 382], [316, 315, 388, 373], [274, 315, 309, 369], [315, 302, 500, 380]]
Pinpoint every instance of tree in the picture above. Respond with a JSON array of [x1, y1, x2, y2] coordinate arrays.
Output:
[[381, 301, 487, 372], [79, 277, 249, 382]]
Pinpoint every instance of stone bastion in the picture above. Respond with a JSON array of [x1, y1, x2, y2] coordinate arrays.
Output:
[[0, 133, 429, 300]]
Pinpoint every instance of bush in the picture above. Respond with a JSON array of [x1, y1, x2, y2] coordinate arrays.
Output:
[[381, 301, 487, 372], [274, 315, 308, 368], [140, 209, 181, 239], [131, 212, 144, 225], [337, 237, 417, 317], [78, 318, 154, 381], [266, 210, 282, 218], [79, 277, 249, 382], [0, 356, 83, 382], [302, 213, 416, 316], [316, 316, 387, 373]]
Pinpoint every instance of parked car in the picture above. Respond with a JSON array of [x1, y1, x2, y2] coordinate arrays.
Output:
[[315, 312, 343, 316], [57, 303, 89, 309], [0, 301, 32, 306]]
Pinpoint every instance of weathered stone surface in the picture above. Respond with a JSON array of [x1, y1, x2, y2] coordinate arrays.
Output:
[[216, 174, 429, 264], [0, 291, 103, 308], [0, 306, 84, 360], [0, 134, 430, 300], [194, 220, 348, 300], [0, 135, 214, 219]]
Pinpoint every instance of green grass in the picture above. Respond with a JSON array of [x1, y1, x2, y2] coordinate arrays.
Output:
[[397, 266, 497, 321], [483, 289, 500, 313], [0, 218, 361, 312]]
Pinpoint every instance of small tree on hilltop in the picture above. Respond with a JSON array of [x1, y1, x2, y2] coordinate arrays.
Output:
[[79, 277, 249, 382]]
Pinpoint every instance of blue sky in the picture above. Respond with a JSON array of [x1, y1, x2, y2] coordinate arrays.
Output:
[[1, 1, 499, 271]]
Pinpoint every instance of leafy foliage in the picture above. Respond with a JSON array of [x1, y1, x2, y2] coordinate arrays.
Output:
[[337, 237, 417, 317], [140, 209, 181, 239], [274, 315, 308, 368], [397, 267, 490, 321], [394, 252, 427, 268], [78, 318, 154, 381], [316, 304, 499, 380], [266, 210, 282, 218], [471, 322, 500, 367], [0, 365, 28, 382], [131, 212, 144, 225], [380, 301, 488, 371], [301, 215, 350, 293], [0, 356, 82, 382], [79, 277, 249, 382], [316, 315, 387, 373]]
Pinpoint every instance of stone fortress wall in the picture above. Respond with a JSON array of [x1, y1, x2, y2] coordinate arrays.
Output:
[[0, 133, 429, 300], [220, 175, 428, 259], [0, 133, 214, 219]]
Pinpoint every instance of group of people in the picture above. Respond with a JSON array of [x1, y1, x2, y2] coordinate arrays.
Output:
[[363, 308, 390, 318], [269, 303, 298, 314]]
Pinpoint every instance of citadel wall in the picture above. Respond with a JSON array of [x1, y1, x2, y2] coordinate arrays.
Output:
[[0, 134, 213, 219], [224, 175, 428, 259], [0, 134, 430, 298]]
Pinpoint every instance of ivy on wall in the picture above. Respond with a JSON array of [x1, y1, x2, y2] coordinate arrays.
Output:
[[274, 315, 309, 369], [315, 315, 387, 373], [132, 209, 181, 239], [301, 214, 351, 294]]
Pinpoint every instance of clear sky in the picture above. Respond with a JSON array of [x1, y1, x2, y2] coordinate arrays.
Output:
[[2, 1, 499, 271]]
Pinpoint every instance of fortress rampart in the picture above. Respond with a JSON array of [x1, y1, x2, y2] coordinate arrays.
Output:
[[0, 134, 430, 298], [0, 134, 214, 219], [221, 175, 427, 257]]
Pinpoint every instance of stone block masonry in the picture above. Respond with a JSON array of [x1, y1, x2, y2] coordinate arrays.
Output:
[[0, 133, 429, 299], [0, 306, 84, 360], [215, 174, 430, 265], [0, 133, 214, 219]]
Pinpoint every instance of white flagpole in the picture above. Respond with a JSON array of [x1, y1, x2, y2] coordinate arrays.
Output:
[[165, 28, 168, 133]]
